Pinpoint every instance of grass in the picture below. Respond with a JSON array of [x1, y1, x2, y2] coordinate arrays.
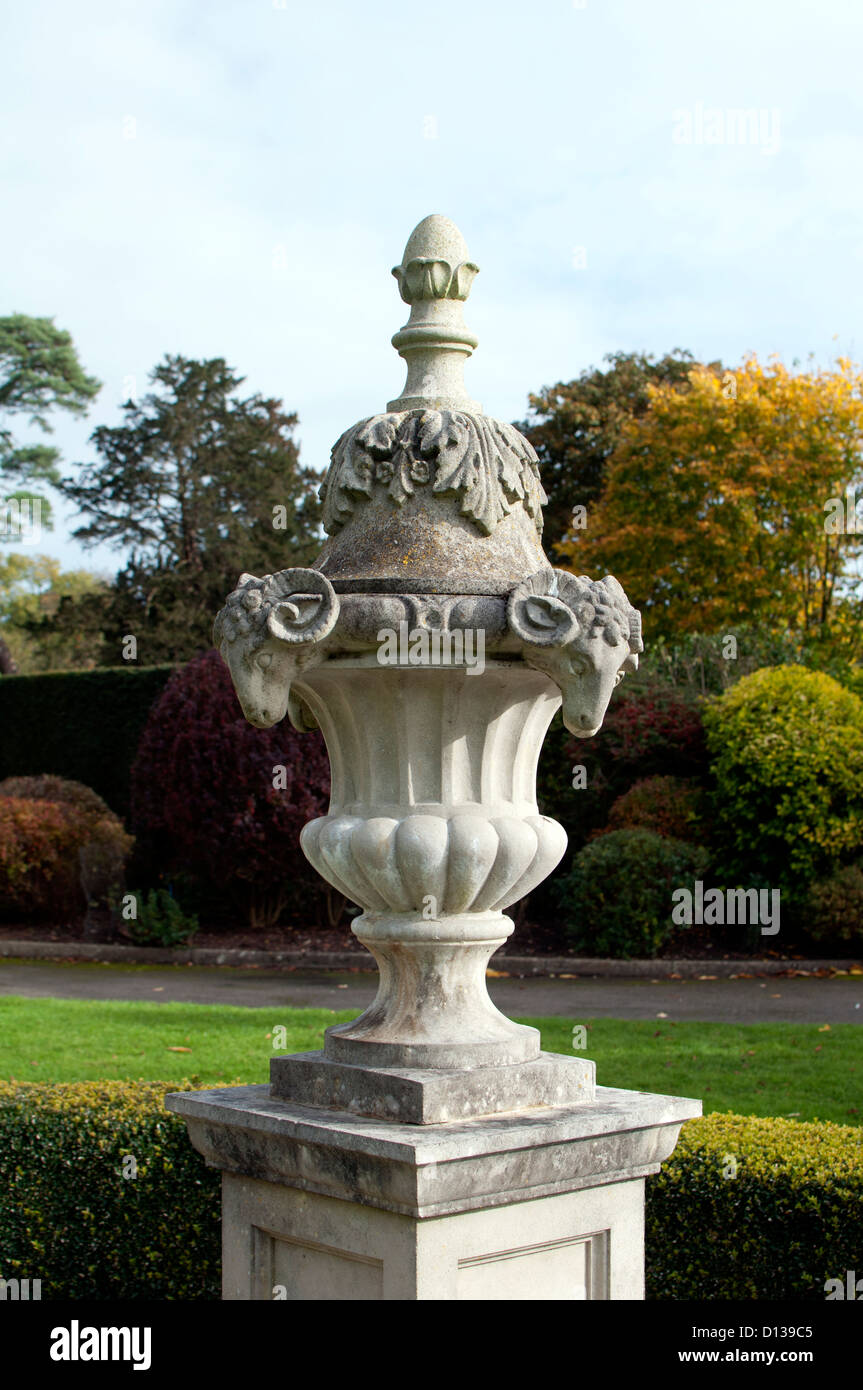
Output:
[[535, 1015, 862, 1126], [0, 995, 860, 1125]]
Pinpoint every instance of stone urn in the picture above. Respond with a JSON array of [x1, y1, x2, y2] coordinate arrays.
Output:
[[213, 214, 644, 1123], [167, 215, 699, 1302]]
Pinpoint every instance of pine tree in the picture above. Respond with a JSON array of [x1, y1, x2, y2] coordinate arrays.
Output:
[[61, 355, 324, 662], [0, 314, 101, 538]]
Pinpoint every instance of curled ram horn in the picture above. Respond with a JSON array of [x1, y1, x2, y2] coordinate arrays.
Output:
[[263, 568, 340, 645], [507, 567, 644, 739]]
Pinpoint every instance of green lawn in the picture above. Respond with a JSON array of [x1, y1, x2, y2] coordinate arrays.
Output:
[[0, 995, 860, 1125]]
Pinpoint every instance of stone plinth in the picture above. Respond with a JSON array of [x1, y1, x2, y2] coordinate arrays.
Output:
[[165, 1084, 701, 1301], [182, 213, 700, 1302]]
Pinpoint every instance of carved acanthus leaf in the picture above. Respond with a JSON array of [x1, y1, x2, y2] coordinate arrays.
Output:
[[320, 409, 547, 537]]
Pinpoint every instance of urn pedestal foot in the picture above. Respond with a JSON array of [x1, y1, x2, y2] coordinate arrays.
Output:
[[270, 1050, 596, 1124], [270, 907, 596, 1123]]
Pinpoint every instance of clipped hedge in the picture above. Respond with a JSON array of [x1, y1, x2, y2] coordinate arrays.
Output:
[[0, 1081, 220, 1300], [0, 666, 177, 815], [646, 1112, 863, 1300], [2, 1083, 861, 1301]]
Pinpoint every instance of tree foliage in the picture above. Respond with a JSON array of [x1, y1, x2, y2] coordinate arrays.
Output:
[[559, 355, 863, 643], [60, 355, 324, 662], [0, 553, 108, 672], [0, 314, 101, 537], [0, 778, 132, 924], [518, 349, 715, 557], [130, 650, 333, 930]]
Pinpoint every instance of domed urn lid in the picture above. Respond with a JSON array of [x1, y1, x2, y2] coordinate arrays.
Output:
[[313, 215, 552, 596]]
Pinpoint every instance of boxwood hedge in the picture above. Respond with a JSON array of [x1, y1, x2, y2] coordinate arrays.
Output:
[[0, 666, 177, 815], [646, 1111, 863, 1300], [1, 1082, 861, 1301], [0, 1080, 220, 1300]]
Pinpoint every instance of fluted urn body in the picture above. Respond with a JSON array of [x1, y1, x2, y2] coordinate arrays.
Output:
[[298, 660, 566, 1066], [214, 215, 643, 1119]]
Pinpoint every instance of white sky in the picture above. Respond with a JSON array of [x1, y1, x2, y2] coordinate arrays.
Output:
[[3, 0, 862, 575]]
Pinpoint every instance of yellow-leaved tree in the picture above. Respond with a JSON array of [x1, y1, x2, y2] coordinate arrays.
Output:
[[558, 355, 863, 647]]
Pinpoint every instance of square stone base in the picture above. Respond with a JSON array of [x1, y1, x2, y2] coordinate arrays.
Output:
[[270, 1049, 595, 1123], [225, 1171, 644, 1300], [166, 1083, 700, 1301]]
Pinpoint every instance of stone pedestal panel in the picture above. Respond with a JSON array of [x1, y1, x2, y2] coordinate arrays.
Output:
[[224, 1173, 643, 1301]]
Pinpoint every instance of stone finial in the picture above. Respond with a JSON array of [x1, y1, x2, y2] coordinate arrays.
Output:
[[387, 214, 482, 414]]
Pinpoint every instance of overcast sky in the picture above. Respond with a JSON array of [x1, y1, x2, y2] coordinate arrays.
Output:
[[4, 0, 862, 575]]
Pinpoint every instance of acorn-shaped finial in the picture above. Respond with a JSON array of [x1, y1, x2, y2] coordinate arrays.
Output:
[[387, 215, 482, 414]]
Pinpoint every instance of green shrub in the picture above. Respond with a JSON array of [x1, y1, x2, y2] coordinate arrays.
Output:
[[599, 775, 708, 844], [703, 666, 863, 892], [0, 666, 177, 815], [646, 1112, 863, 1300], [125, 888, 199, 948], [0, 1081, 220, 1300], [805, 863, 863, 948], [553, 828, 709, 957]]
